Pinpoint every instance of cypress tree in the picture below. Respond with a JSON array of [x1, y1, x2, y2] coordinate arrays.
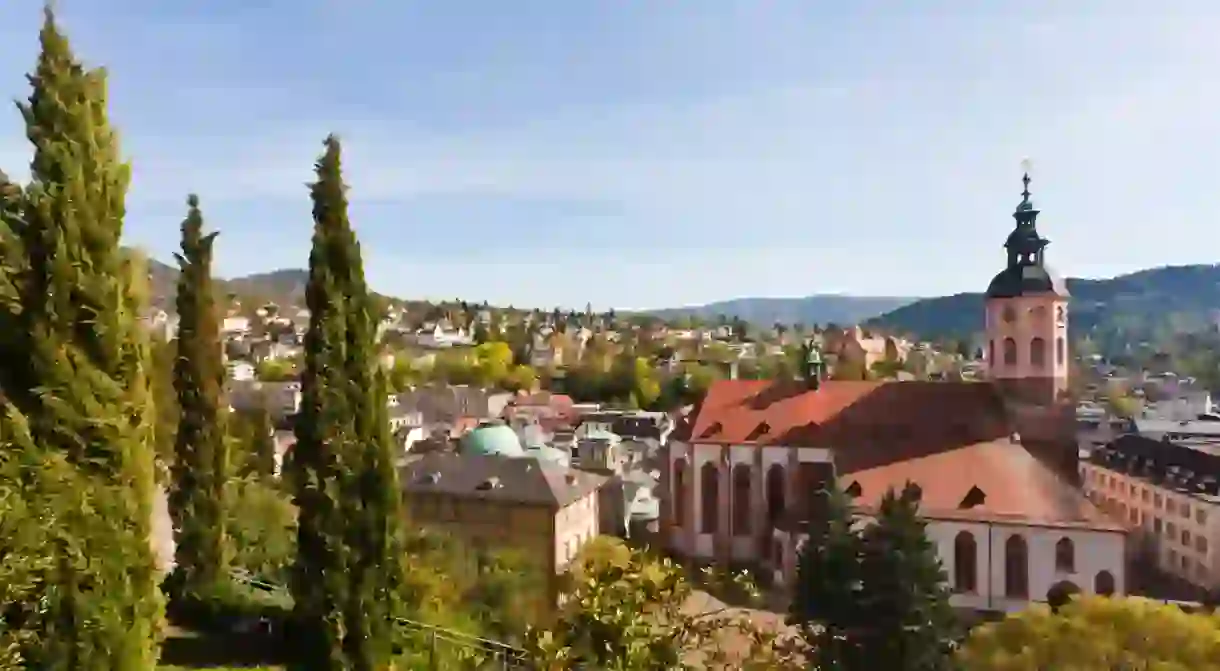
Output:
[[245, 402, 278, 480], [0, 8, 162, 668], [291, 135, 407, 670], [788, 481, 867, 670], [856, 482, 958, 671], [170, 194, 230, 591]]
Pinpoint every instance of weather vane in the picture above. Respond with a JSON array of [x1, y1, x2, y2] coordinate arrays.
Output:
[[1020, 158, 1033, 200]]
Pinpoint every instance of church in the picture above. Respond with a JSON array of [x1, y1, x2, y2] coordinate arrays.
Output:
[[661, 173, 1128, 613]]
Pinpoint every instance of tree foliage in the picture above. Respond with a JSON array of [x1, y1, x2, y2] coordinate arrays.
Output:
[[957, 596, 1220, 670], [170, 194, 231, 592], [524, 537, 801, 670], [0, 9, 163, 668], [290, 135, 408, 670]]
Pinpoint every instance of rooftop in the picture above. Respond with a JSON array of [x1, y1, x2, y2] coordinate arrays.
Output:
[[400, 452, 607, 508]]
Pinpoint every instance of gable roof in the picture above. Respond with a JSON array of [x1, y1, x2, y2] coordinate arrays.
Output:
[[399, 452, 607, 508], [844, 439, 1124, 531], [675, 379, 1011, 472]]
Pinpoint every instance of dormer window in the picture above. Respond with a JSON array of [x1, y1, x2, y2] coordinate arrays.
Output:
[[701, 421, 723, 438], [844, 481, 862, 498], [745, 421, 771, 441], [475, 477, 503, 491], [959, 485, 986, 509]]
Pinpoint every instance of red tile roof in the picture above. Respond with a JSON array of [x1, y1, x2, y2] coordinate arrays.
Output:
[[677, 379, 1010, 472], [679, 379, 1119, 529], [845, 439, 1124, 531]]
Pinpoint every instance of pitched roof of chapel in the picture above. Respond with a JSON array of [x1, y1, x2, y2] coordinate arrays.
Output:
[[678, 379, 1123, 531], [843, 439, 1125, 531], [674, 379, 1011, 472]]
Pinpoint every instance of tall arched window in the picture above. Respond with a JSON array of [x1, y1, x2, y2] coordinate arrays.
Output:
[[1056, 336, 1066, 366], [732, 463, 752, 536], [1030, 337, 1047, 368], [766, 464, 785, 528], [1055, 537, 1075, 572], [1003, 338, 1018, 366], [672, 459, 688, 528], [1004, 534, 1029, 598], [1094, 570, 1116, 596], [700, 462, 719, 534], [953, 531, 978, 593], [988, 340, 995, 365]]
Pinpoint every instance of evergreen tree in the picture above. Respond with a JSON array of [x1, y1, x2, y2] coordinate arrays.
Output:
[[856, 482, 958, 671], [0, 9, 162, 668], [788, 481, 867, 670], [170, 194, 230, 591], [245, 402, 277, 479], [291, 135, 407, 671]]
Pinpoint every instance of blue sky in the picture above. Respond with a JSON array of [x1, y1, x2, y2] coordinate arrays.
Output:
[[1, 1, 1219, 310]]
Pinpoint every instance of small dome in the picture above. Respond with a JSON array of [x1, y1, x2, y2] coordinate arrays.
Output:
[[460, 422, 525, 458], [985, 264, 1069, 299]]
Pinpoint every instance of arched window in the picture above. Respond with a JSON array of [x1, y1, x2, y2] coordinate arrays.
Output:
[[1056, 337, 1066, 366], [672, 459, 688, 528], [732, 463, 752, 536], [700, 462, 719, 534], [953, 531, 978, 593], [1055, 537, 1075, 572], [1030, 337, 1047, 368], [1003, 338, 1018, 366], [1004, 534, 1029, 598], [988, 340, 995, 365], [1094, 570, 1116, 596], [766, 464, 785, 528]]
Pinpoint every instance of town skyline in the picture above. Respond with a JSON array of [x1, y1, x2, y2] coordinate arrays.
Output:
[[3, 1, 1219, 308]]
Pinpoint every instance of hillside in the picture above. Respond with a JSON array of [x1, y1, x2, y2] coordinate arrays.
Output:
[[144, 256, 308, 311], [870, 264, 1220, 349], [648, 294, 918, 327]]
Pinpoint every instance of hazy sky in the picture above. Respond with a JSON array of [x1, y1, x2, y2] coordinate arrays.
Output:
[[1, 1, 1218, 309]]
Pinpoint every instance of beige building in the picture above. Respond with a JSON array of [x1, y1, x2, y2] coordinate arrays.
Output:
[[1081, 434, 1220, 591], [399, 452, 607, 615]]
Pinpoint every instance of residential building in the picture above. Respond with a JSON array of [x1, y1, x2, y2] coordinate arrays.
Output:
[[1081, 434, 1220, 591], [399, 448, 608, 618]]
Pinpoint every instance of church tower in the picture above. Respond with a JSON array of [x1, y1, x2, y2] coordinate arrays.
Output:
[[984, 170, 1069, 406]]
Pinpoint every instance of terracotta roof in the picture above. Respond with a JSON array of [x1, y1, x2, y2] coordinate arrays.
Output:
[[843, 439, 1125, 531], [676, 379, 1010, 472]]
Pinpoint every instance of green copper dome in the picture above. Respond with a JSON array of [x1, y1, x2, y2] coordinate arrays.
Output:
[[460, 423, 525, 458]]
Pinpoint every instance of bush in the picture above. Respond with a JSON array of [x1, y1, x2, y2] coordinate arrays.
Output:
[[164, 574, 293, 635], [226, 476, 296, 585]]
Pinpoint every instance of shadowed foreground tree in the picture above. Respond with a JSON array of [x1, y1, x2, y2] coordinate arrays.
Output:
[[290, 135, 408, 670], [0, 9, 162, 668], [170, 194, 231, 593], [788, 481, 868, 669], [856, 482, 958, 670]]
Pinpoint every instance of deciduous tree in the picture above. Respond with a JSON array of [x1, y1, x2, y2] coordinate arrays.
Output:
[[957, 596, 1220, 669]]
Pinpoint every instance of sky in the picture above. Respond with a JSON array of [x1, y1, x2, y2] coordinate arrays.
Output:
[[1, 1, 1219, 310]]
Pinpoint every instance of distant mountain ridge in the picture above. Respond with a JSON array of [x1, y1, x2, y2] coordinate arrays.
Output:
[[646, 295, 919, 327], [143, 255, 308, 310], [870, 264, 1220, 346]]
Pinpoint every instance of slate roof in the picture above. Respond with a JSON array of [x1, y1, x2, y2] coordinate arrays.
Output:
[[399, 452, 607, 508]]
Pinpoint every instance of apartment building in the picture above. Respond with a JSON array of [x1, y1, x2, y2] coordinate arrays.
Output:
[[1080, 434, 1220, 590]]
